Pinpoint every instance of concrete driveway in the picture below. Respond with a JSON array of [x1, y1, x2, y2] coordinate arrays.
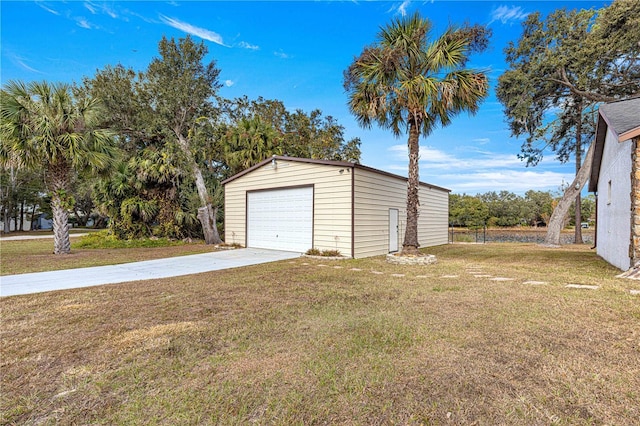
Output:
[[0, 248, 301, 297]]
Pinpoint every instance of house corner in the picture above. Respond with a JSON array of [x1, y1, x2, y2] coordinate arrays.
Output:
[[631, 137, 640, 268]]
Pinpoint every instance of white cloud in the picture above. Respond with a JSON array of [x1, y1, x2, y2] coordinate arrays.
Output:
[[397, 0, 410, 16], [386, 144, 572, 194], [102, 5, 118, 19], [238, 41, 259, 50], [239, 41, 259, 50], [472, 138, 490, 144], [159, 15, 227, 46], [489, 5, 529, 25], [84, 1, 118, 18], [36, 1, 59, 15], [84, 2, 96, 14], [75, 17, 97, 29], [440, 170, 570, 194], [124, 9, 155, 23], [388, 0, 411, 16], [7, 52, 42, 74], [274, 50, 290, 59], [225, 80, 234, 87], [15, 59, 40, 73], [389, 144, 521, 170]]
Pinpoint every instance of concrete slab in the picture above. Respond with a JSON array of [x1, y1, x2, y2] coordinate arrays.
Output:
[[0, 248, 301, 297], [523, 280, 548, 285], [565, 284, 599, 290]]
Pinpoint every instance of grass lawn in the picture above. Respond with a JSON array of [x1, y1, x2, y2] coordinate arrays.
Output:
[[1, 243, 639, 424], [0, 238, 218, 276]]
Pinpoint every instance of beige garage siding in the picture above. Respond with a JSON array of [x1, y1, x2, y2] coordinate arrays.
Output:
[[353, 168, 449, 258], [224, 160, 353, 255], [417, 184, 449, 248]]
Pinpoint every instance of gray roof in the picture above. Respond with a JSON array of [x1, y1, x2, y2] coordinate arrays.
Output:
[[599, 97, 640, 140], [589, 97, 640, 192]]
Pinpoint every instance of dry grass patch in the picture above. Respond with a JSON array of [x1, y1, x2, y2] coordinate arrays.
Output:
[[0, 239, 216, 275], [1, 243, 639, 424]]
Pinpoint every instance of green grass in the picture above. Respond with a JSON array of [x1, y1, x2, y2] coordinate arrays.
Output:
[[0, 235, 217, 275], [1, 243, 639, 424]]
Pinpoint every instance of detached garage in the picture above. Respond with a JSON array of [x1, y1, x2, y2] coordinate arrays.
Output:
[[223, 156, 450, 258]]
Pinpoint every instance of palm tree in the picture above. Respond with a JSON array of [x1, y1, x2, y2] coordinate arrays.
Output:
[[344, 13, 489, 255], [224, 116, 283, 175], [0, 80, 117, 254]]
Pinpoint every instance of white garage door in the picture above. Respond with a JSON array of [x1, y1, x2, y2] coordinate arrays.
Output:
[[247, 186, 313, 252]]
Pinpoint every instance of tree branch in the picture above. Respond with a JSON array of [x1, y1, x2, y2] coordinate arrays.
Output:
[[546, 67, 618, 103]]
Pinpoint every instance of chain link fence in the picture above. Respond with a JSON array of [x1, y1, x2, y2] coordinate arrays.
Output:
[[448, 226, 595, 244]]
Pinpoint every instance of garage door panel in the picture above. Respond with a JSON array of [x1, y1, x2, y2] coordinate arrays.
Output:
[[247, 187, 313, 252]]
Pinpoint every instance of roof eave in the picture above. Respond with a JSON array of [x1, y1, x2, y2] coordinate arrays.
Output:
[[221, 155, 451, 192], [619, 126, 640, 142]]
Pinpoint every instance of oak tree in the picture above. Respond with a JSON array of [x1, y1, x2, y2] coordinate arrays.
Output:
[[497, 0, 640, 245]]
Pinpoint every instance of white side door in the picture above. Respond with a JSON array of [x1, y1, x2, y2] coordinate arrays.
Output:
[[389, 208, 399, 252]]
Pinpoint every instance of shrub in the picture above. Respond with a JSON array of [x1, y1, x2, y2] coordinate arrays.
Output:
[[74, 230, 189, 249], [305, 248, 342, 257]]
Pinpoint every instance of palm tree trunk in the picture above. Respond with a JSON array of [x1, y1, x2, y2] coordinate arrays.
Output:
[[51, 191, 71, 254], [48, 160, 72, 254], [176, 133, 222, 244], [402, 119, 421, 255]]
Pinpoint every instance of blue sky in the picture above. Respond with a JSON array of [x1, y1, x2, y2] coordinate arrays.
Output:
[[1, 0, 608, 195]]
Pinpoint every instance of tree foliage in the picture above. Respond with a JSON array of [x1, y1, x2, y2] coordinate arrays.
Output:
[[82, 36, 223, 241], [344, 12, 489, 254], [221, 96, 361, 177], [497, 0, 640, 244], [449, 190, 576, 229], [0, 81, 117, 253], [82, 36, 361, 241], [449, 194, 488, 229], [0, 166, 45, 232], [223, 116, 283, 176]]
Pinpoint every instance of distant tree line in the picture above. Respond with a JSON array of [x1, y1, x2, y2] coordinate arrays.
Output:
[[449, 190, 595, 229]]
